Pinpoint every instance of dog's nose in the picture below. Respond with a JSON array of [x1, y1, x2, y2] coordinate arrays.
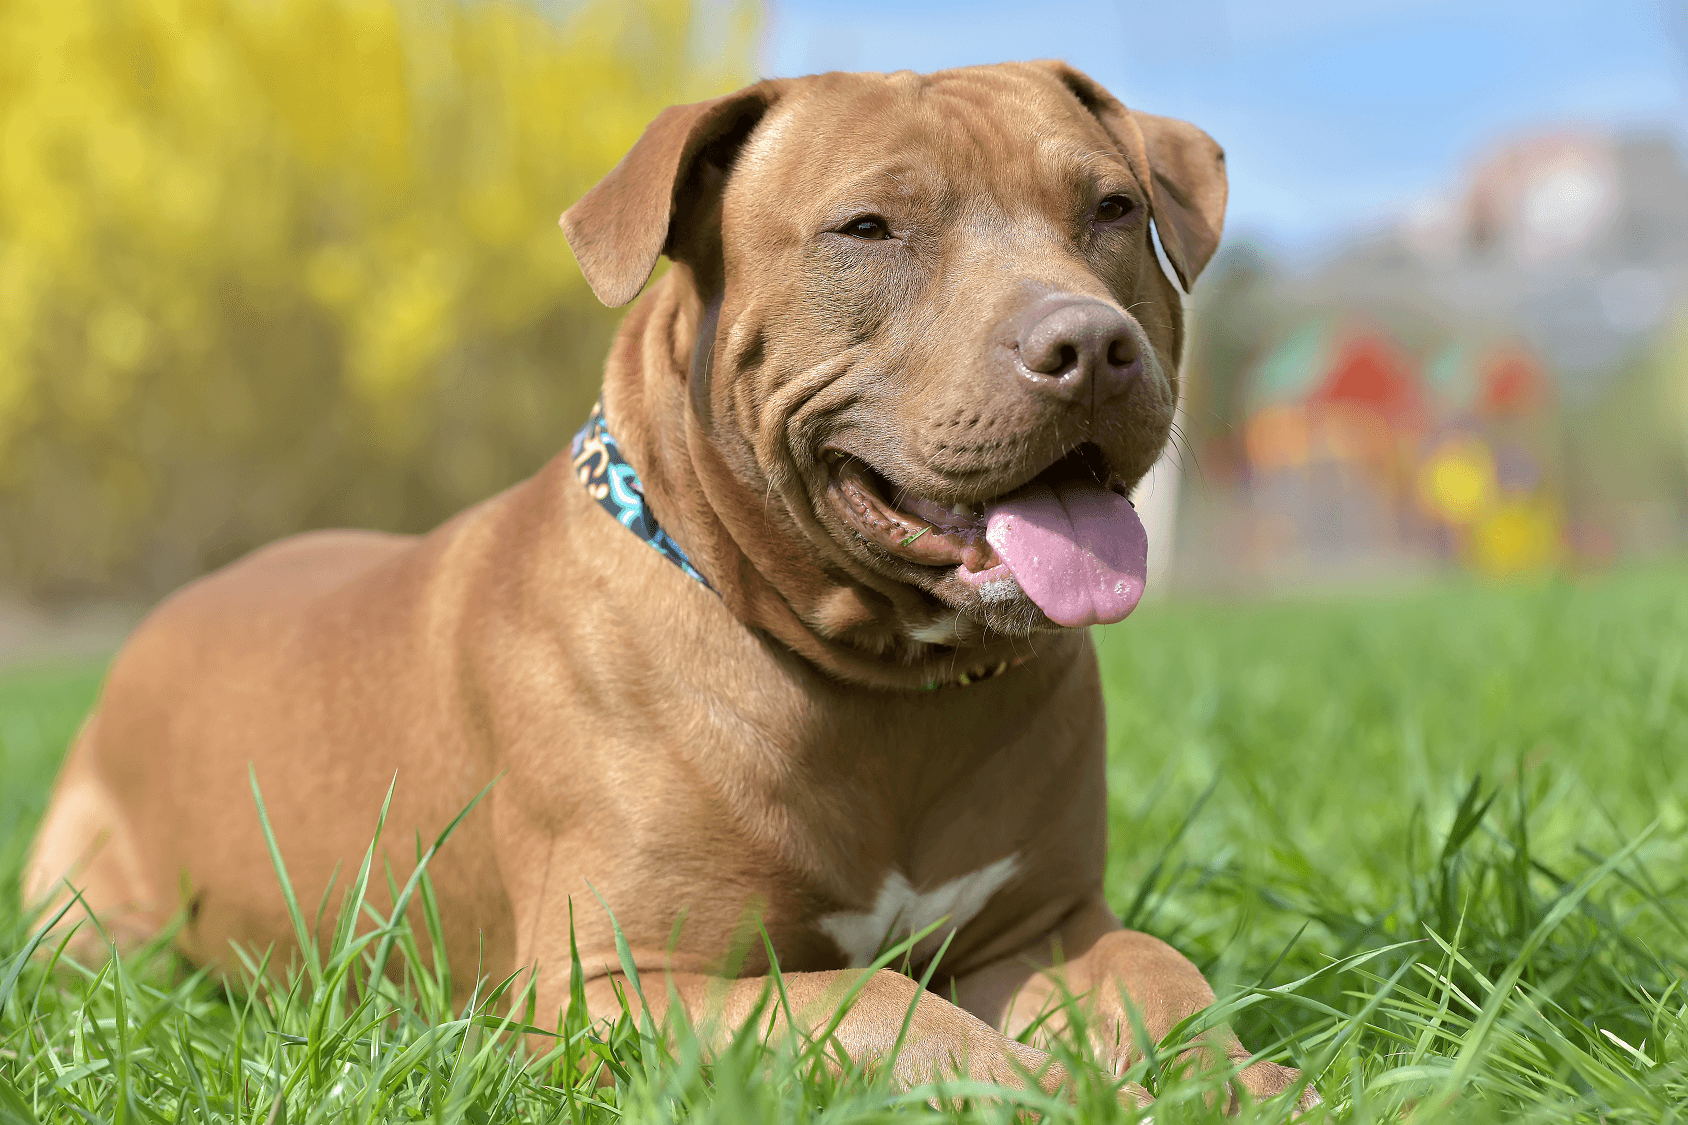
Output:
[[1015, 300, 1142, 402]]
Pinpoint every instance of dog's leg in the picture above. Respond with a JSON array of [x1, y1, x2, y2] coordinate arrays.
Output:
[[23, 715, 167, 960], [954, 898, 1321, 1113], [570, 966, 1088, 1095]]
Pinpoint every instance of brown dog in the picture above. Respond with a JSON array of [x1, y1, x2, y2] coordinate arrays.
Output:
[[26, 61, 1314, 1109]]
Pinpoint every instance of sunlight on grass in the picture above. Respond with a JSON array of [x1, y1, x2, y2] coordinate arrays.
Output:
[[3, 568, 1686, 1121]]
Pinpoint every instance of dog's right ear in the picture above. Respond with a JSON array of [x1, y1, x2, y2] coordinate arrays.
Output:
[[561, 82, 783, 308], [1031, 61, 1227, 293]]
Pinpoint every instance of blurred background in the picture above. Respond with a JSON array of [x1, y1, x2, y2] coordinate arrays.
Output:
[[1, 0, 1685, 661]]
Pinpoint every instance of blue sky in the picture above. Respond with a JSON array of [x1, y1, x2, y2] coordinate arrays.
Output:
[[759, 0, 1687, 258]]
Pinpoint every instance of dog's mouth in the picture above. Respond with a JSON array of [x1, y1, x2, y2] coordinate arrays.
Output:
[[824, 444, 1150, 628]]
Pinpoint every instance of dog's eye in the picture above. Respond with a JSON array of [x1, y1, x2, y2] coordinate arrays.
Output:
[[1095, 195, 1136, 223], [842, 215, 892, 240]]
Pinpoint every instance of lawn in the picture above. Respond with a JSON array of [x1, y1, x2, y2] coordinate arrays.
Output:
[[2, 568, 1685, 1122]]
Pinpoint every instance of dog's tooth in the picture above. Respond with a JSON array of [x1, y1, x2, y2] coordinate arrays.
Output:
[[951, 504, 966, 517]]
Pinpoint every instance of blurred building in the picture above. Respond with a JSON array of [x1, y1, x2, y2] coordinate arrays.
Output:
[[1176, 125, 1686, 593], [1319, 130, 1688, 397]]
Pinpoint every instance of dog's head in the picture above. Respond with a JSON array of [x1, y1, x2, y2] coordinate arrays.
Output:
[[562, 62, 1225, 666]]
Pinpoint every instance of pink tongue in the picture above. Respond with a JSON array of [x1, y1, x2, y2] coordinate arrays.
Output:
[[983, 481, 1148, 627]]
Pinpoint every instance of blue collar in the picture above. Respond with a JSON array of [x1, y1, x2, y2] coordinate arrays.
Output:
[[571, 401, 714, 592]]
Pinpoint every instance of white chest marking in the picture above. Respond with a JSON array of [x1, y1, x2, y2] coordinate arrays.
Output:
[[818, 855, 1021, 967]]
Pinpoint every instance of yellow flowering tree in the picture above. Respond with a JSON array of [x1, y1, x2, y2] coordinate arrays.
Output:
[[0, 0, 755, 597]]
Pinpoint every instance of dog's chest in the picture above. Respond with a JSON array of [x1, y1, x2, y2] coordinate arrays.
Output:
[[816, 854, 1020, 968]]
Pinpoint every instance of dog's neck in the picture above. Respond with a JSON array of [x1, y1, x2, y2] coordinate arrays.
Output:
[[596, 269, 1060, 690]]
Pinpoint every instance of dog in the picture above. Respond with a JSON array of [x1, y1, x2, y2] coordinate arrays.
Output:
[[26, 61, 1316, 1110]]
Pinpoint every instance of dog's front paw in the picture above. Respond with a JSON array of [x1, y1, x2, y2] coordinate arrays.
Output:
[[1233, 1057, 1322, 1115], [1165, 1040, 1322, 1117]]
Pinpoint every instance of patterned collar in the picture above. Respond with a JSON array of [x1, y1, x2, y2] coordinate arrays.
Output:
[[571, 401, 713, 590], [570, 401, 1021, 690]]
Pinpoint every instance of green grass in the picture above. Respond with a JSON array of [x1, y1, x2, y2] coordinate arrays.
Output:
[[3, 568, 1687, 1122]]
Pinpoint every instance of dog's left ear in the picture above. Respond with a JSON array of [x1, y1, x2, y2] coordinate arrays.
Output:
[[1033, 62, 1228, 292], [561, 81, 783, 307]]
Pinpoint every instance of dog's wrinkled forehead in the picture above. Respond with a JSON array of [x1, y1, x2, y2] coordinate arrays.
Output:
[[560, 61, 1224, 328], [729, 69, 1142, 235]]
